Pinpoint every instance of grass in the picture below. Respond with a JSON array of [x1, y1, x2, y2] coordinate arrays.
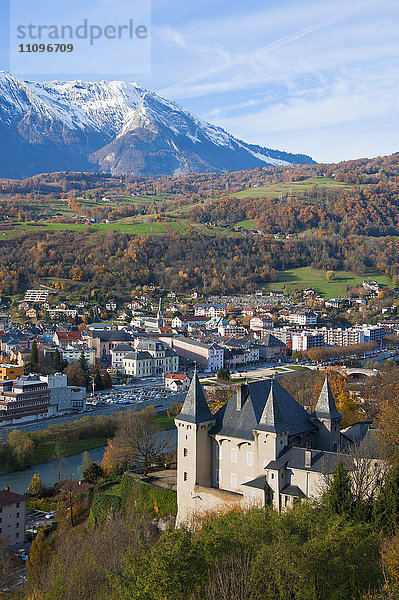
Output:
[[152, 411, 176, 430], [0, 436, 108, 475], [233, 219, 257, 229], [233, 176, 354, 199], [261, 266, 392, 299]]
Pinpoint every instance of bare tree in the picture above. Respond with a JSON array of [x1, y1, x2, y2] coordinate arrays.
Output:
[[113, 409, 170, 476], [346, 437, 389, 502], [204, 552, 253, 600]]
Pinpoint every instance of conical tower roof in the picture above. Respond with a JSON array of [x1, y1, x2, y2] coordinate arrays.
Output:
[[256, 380, 288, 433], [177, 371, 214, 424], [314, 376, 341, 420]]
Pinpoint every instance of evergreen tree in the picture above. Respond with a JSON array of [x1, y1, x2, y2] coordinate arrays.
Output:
[[53, 348, 62, 371], [102, 371, 112, 389], [83, 462, 104, 484], [373, 465, 399, 534], [94, 370, 104, 391], [26, 530, 51, 595], [79, 350, 89, 373], [325, 460, 353, 516], [30, 340, 38, 371]]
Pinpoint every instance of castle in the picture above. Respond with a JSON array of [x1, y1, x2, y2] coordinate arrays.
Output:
[[175, 373, 367, 525]]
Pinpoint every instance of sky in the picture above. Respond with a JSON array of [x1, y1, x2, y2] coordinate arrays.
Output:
[[1, 0, 398, 163]]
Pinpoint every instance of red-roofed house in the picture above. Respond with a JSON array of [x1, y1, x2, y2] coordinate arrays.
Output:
[[165, 373, 191, 392], [53, 331, 82, 348]]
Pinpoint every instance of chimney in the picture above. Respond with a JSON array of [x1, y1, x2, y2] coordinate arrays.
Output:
[[3, 486, 10, 492], [304, 449, 312, 468], [236, 384, 247, 411]]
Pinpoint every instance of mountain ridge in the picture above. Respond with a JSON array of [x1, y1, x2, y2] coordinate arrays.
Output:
[[0, 71, 315, 178]]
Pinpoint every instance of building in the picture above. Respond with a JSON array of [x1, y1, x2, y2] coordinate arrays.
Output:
[[24, 289, 50, 303], [255, 333, 287, 361], [218, 323, 248, 338], [47, 308, 78, 319], [110, 343, 135, 371], [123, 340, 179, 377], [175, 375, 370, 525], [286, 311, 317, 327], [165, 373, 191, 392], [172, 316, 209, 329], [0, 488, 26, 545], [40, 373, 86, 414], [82, 330, 134, 360], [0, 375, 51, 423], [53, 331, 82, 348], [159, 336, 224, 372], [292, 331, 325, 352], [61, 344, 95, 367], [195, 304, 227, 318], [250, 317, 273, 331], [0, 364, 24, 382]]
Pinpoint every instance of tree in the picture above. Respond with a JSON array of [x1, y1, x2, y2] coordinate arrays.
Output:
[[53, 347, 63, 371], [79, 350, 89, 373], [30, 339, 38, 370], [217, 367, 231, 382], [78, 450, 93, 477], [83, 462, 104, 484], [94, 370, 104, 391], [64, 361, 90, 389], [102, 370, 113, 389], [102, 409, 169, 476], [326, 270, 336, 281], [26, 530, 52, 596], [325, 460, 353, 516], [27, 473, 47, 497], [374, 465, 399, 534], [6, 429, 34, 469]]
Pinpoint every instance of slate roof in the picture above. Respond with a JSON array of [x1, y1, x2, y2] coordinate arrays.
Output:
[[242, 475, 267, 490], [314, 376, 341, 420], [111, 343, 134, 352], [264, 446, 349, 474], [177, 372, 214, 424], [210, 379, 317, 441], [124, 351, 152, 361], [280, 484, 305, 497], [91, 331, 134, 342], [255, 333, 286, 348]]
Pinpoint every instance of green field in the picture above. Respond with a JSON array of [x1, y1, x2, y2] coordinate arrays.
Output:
[[233, 219, 257, 229], [261, 266, 392, 299], [233, 177, 354, 199]]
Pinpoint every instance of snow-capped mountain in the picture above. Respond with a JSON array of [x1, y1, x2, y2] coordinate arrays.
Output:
[[0, 71, 314, 178]]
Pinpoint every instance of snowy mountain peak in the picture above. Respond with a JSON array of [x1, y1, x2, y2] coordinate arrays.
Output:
[[0, 73, 315, 178]]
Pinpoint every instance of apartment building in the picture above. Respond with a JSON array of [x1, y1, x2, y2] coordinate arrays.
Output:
[[0, 488, 26, 546]]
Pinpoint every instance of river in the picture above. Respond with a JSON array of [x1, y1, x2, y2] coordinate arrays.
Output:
[[0, 446, 106, 495]]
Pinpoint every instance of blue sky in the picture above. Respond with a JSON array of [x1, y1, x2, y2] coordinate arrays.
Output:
[[1, 0, 398, 162]]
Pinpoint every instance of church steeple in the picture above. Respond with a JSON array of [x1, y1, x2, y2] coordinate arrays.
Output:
[[177, 371, 214, 424]]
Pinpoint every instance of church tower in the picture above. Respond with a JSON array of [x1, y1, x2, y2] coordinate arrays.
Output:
[[174, 371, 215, 525], [313, 376, 342, 451]]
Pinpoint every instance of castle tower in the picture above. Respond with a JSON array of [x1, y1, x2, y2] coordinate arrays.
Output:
[[157, 297, 165, 328], [174, 371, 215, 525], [314, 376, 342, 451], [254, 380, 289, 461]]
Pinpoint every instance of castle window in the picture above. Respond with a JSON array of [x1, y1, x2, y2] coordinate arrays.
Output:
[[183, 448, 188, 457], [247, 451, 253, 466], [231, 448, 238, 463], [183, 472, 188, 481], [231, 473, 237, 489]]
